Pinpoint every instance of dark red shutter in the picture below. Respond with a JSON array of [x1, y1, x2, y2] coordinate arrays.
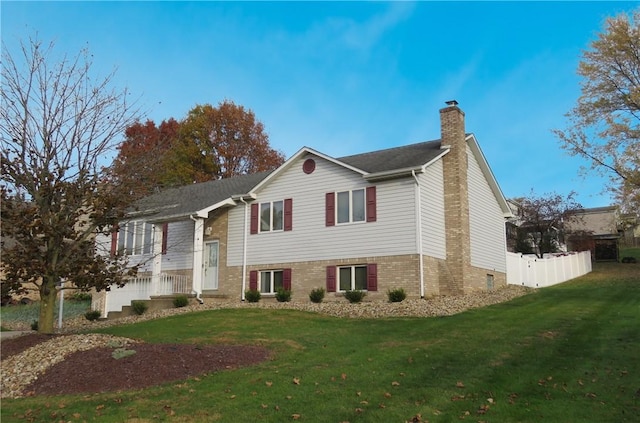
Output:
[[161, 223, 168, 255], [284, 198, 293, 231], [326, 265, 337, 292], [325, 192, 335, 226], [250, 203, 259, 234], [366, 186, 377, 222], [283, 268, 292, 290], [110, 227, 118, 257], [367, 263, 378, 291], [249, 270, 258, 291]]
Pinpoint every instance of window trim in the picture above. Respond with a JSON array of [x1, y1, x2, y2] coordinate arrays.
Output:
[[326, 186, 376, 226], [249, 268, 292, 293], [338, 264, 368, 291], [259, 269, 284, 294], [116, 221, 154, 256], [326, 263, 377, 292], [250, 199, 292, 234]]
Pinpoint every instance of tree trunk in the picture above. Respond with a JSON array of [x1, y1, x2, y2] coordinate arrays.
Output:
[[38, 276, 58, 334]]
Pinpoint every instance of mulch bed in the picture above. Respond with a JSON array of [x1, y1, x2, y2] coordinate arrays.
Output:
[[2, 334, 270, 397]]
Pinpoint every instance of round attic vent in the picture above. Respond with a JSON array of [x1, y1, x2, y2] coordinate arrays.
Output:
[[303, 158, 316, 174]]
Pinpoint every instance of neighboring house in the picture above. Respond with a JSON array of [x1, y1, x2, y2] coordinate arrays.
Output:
[[566, 206, 621, 261], [95, 101, 513, 312]]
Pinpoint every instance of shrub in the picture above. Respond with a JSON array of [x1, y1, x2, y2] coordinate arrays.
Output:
[[131, 300, 148, 315], [275, 288, 292, 302], [344, 290, 366, 304], [309, 287, 325, 303], [84, 309, 102, 321], [387, 287, 407, 303], [245, 289, 261, 303], [173, 295, 190, 308], [30, 320, 38, 331], [621, 256, 638, 263]]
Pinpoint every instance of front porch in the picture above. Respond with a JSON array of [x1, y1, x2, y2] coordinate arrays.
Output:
[[92, 273, 193, 317]]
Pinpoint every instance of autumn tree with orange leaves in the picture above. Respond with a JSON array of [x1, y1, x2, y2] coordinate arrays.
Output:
[[113, 100, 285, 192], [110, 118, 180, 200]]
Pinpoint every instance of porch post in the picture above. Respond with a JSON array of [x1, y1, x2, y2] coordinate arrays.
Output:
[[152, 223, 164, 295], [191, 217, 205, 298]]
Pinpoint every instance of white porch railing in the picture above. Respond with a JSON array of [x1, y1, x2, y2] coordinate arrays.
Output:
[[506, 251, 592, 288], [101, 273, 192, 314]]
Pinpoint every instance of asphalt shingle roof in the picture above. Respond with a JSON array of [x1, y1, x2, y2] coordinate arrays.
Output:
[[338, 139, 443, 173], [130, 171, 272, 221]]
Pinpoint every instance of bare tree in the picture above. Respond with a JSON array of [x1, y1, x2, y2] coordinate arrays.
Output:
[[512, 191, 584, 258], [0, 37, 140, 333]]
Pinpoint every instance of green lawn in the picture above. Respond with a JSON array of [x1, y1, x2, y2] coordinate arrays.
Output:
[[2, 263, 639, 422]]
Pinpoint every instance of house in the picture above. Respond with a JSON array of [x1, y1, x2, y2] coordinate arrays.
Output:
[[94, 101, 513, 314], [565, 206, 621, 261]]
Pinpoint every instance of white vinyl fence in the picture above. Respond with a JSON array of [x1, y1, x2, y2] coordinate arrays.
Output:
[[506, 251, 592, 288], [101, 273, 191, 314]]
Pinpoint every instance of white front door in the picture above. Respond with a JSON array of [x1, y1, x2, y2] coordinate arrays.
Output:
[[203, 241, 219, 290]]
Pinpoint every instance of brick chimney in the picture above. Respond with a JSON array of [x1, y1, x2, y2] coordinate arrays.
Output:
[[440, 100, 471, 295]]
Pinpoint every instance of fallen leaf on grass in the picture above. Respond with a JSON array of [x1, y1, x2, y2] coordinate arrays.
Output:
[[391, 381, 400, 386], [266, 381, 273, 387], [477, 404, 490, 415], [96, 405, 105, 411], [384, 392, 392, 398], [292, 414, 301, 420], [293, 377, 301, 385], [456, 381, 465, 388], [341, 373, 347, 380]]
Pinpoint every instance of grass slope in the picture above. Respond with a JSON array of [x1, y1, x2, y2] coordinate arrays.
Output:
[[2, 263, 638, 422]]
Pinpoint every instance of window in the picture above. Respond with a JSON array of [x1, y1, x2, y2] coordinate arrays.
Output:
[[250, 199, 292, 234], [326, 186, 376, 226], [337, 189, 364, 223], [249, 269, 292, 293], [326, 263, 377, 292], [116, 221, 153, 256], [339, 265, 367, 291], [260, 270, 284, 294], [260, 200, 284, 232]]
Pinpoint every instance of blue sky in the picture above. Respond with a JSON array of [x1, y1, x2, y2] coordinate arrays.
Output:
[[2, 1, 637, 208]]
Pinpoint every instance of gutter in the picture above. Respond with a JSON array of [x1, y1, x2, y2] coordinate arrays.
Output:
[[412, 170, 425, 299]]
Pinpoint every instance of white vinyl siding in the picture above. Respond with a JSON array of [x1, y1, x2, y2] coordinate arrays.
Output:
[[227, 154, 417, 266], [419, 160, 446, 259], [160, 220, 195, 271], [467, 146, 507, 272]]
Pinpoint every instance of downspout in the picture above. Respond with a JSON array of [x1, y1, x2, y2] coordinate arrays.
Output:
[[412, 170, 425, 299], [189, 215, 205, 304], [238, 198, 249, 301]]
